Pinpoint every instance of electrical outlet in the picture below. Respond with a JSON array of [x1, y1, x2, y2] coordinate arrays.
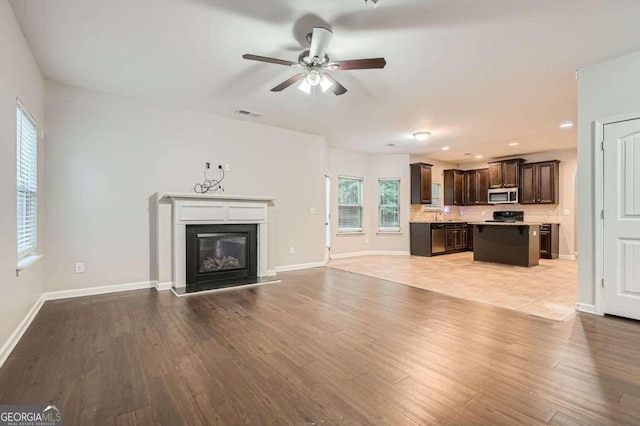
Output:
[[548, 210, 554, 216], [289, 247, 295, 255], [364, 237, 369, 244], [309, 207, 317, 215], [224, 164, 230, 172], [75, 262, 84, 274]]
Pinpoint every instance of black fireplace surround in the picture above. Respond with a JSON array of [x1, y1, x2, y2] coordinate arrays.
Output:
[[186, 224, 257, 289]]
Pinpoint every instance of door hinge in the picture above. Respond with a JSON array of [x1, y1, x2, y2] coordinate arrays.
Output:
[[601, 278, 605, 288], [601, 141, 605, 151], [601, 210, 605, 220]]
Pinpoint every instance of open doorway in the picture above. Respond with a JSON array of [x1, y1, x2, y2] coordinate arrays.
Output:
[[325, 174, 331, 261]]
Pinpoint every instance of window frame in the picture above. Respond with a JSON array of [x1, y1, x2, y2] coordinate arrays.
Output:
[[378, 178, 401, 233], [337, 175, 364, 233], [16, 99, 38, 260], [422, 183, 442, 210]]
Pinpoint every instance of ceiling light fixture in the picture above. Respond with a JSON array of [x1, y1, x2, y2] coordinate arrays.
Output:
[[320, 75, 333, 92], [413, 132, 431, 141], [509, 142, 519, 146], [559, 121, 574, 129], [298, 79, 311, 94], [475, 155, 483, 159], [442, 146, 450, 151]]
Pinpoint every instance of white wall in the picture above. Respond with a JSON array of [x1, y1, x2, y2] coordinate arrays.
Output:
[[329, 148, 372, 255], [0, 0, 45, 350], [44, 81, 327, 291], [369, 154, 411, 253], [577, 50, 640, 306]]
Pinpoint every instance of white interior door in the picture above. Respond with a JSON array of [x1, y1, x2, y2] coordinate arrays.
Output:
[[603, 118, 640, 320]]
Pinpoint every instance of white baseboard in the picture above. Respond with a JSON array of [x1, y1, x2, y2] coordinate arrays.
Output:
[[267, 270, 277, 277], [329, 250, 410, 260], [154, 281, 173, 291], [42, 281, 156, 301], [274, 261, 327, 273], [329, 251, 371, 259], [0, 295, 46, 368], [559, 254, 577, 260], [576, 303, 600, 315]]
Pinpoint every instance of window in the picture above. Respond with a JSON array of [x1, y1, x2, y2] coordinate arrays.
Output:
[[379, 178, 400, 232], [338, 176, 363, 232], [16, 102, 38, 258], [424, 183, 442, 208]]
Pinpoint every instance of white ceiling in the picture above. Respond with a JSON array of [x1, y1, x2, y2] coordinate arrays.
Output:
[[10, 0, 640, 162]]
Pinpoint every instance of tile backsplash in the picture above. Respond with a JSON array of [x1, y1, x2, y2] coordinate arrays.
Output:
[[411, 204, 562, 223]]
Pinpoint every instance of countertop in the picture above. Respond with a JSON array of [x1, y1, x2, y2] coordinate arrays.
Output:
[[410, 221, 467, 224], [468, 222, 548, 226]]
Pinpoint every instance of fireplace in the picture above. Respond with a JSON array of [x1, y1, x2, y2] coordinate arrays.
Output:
[[186, 224, 257, 289]]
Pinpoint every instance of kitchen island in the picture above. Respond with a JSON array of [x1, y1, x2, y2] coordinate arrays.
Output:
[[470, 222, 540, 267]]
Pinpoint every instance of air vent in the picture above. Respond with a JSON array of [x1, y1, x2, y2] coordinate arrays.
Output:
[[235, 110, 262, 118]]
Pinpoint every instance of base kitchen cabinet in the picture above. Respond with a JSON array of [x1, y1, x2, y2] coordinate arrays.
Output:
[[540, 223, 560, 259], [410, 222, 470, 257]]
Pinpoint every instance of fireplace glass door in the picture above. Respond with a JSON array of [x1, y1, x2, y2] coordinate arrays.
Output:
[[197, 233, 247, 274]]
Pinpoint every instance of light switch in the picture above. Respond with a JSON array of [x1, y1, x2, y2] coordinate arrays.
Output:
[[309, 207, 317, 215]]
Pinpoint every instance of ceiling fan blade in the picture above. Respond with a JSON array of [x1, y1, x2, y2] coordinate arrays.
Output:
[[323, 74, 347, 96], [328, 58, 387, 71], [271, 73, 307, 92], [243, 54, 297, 67], [309, 27, 333, 62]]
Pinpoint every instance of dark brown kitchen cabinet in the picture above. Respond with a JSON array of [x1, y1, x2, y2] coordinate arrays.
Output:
[[463, 223, 473, 250], [520, 161, 560, 204], [445, 224, 465, 251], [411, 163, 433, 204], [463, 168, 489, 205], [488, 159, 524, 188], [539, 223, 560, 259], [443, 169, 464, 206]]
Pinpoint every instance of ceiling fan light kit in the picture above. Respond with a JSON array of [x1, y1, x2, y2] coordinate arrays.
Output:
[[243, 26, 386, 97]]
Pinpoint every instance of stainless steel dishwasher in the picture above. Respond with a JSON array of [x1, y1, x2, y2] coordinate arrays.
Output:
[[431, 223, 446, 255]]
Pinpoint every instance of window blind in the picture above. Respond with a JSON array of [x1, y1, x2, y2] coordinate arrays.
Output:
[[17, 103, 38, 257], [426, 183, 441, 208], [338, 177, 363, 232]]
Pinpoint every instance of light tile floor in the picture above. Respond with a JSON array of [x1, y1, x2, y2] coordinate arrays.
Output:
[[327, 253, 577, 321]]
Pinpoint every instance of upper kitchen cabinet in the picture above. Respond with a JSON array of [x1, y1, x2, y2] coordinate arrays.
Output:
[[411, 163, 433, 204], [464, 168, 489, 205], [520, 160, 560, 204], [443, 169, 464, 206], [488, 159, 524, 188]]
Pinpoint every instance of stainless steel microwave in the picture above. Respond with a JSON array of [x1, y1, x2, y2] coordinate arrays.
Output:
[[488, 188, 518, 204]]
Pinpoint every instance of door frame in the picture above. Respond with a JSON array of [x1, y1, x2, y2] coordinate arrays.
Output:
[[593, 111, 640, 316]]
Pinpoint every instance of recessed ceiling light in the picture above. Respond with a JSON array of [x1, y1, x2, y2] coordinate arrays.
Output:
[[475, 155, 483, 159], [413, 132, 431, 141], [442, 146, 450, 151], [509, 142, 519, 146], [559, 122, 574, 129]]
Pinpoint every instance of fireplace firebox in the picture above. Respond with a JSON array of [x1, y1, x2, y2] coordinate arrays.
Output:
[[186, 224, 257, 289]]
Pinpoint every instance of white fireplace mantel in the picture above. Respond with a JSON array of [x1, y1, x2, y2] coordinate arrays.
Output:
[[161, 192, 275, 289]]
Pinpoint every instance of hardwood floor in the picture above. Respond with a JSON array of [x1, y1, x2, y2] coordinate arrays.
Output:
[[1, 267, 639, 425], [329, 253, 577, 321]]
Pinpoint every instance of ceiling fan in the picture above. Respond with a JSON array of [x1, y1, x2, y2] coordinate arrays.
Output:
[[242, 27, 386, 96]]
